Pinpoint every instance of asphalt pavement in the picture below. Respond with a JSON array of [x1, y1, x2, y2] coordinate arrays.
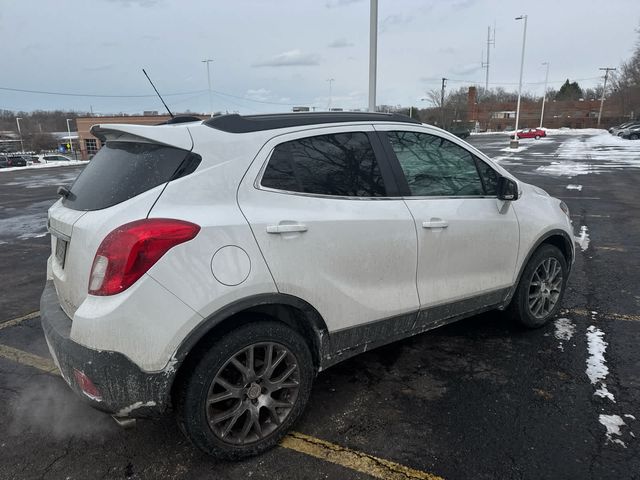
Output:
[[0, 133, 638, 480]]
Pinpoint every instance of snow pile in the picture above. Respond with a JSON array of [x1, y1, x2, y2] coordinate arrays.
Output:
[[575, 226, 590, 252], [554, 318, 575, 351], [586, 325, 615, 402], [566, 184, 582, 191], [599, 415, 628, 448]]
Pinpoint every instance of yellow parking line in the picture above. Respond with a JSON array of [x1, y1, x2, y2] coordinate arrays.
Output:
[[0, 310, 40, 330], [0, 343, 443, 480], [282, 431, 444, 480], [565, 308, 640, 322], [0, 344, 60, 375]]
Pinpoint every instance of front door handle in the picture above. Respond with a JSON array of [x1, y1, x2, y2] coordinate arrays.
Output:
[[422, 219, 449, 229], [266, 223, 308, 234]]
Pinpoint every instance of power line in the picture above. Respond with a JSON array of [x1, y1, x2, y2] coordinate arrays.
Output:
[[0, 86, 207, 98]]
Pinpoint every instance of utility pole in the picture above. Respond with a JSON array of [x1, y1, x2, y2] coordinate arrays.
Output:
[[481, 25, 496, 92], [511, 14, 528, 149], [15, 117, 24, 152], [66, 119, 75, 159], [368, 0, 378, 112], [327, 78, 335, 111], [597, 67, 616, 127], [441, 77, 447, 127], [202, 59, 214, 117], [540, 62, 550, 128]]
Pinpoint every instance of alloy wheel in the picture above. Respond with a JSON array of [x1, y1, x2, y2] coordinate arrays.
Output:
[[527, 257, 563, 319], [205, 342, 300, 445]]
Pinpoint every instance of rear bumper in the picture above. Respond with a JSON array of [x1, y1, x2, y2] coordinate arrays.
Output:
[[40, 280, 174, 417]]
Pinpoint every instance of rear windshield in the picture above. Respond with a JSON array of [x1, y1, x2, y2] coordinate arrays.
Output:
[[63, 141, 194, 211]]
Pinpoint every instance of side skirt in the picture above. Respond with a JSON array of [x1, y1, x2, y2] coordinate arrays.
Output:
[[320, 288, 510, 370]]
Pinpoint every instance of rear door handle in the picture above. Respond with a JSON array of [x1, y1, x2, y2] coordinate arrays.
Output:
[[422, 219, 448, 229], [266, 223, 308, 234]]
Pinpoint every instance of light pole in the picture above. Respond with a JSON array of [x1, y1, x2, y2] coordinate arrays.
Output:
[[368, 0, 378, 112], [597, 67, 616, 127], [66, 118, 75, 159], [16, 117, 25, 152], [540, 62, 550, 128], [327, 78, 335, 111], [511, 14, 528, 149], [202, 59, 214, 117], [440, 77, 447, 128]]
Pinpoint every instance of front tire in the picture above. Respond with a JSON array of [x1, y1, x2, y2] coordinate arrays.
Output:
[[507, 244, 568, 328], [176, 321, 314, 459], [535, 135, 540, 140]]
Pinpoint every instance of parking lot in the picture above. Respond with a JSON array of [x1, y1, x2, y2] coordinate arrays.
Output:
[[0, 130, 638, 480]]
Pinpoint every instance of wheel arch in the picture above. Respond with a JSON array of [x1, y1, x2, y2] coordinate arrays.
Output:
[[169, 294, 329, 403], [505, 229, 574, 305]]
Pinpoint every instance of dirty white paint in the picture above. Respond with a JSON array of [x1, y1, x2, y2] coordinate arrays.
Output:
[[599, 415, 627, 448], [575, 226, 590, 252], [554, 318, 575, 351], [566, 184, 583, 191], [115, 401, 157, 417], [586, 325, 615, 402]]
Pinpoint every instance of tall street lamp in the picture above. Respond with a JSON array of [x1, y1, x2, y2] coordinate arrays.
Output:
[[327, 78, 335, 111], [511, 14, 528, 149], [202, 59, 214, 117], [66, 118, 75, 159], [368, 0, 378, 112], [16, 117, 25, 152], [539, 62, 550, 128]]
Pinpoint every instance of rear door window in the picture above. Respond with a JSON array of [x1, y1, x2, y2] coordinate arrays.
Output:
[[63, 141, 196, 211], [260, 132, 387, 197]]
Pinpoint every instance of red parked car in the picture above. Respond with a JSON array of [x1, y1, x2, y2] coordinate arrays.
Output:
[[510, 128, 546, 140]]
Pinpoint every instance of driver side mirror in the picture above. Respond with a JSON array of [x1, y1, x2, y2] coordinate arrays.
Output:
[[497, 176, 519, 201]]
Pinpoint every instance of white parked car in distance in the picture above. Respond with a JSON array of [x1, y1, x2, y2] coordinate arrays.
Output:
[[42, 113, 574, 459], [33, 154, 74, 164]]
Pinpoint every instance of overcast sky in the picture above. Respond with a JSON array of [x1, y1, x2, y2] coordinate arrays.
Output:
[[1, 0, 638, 114]]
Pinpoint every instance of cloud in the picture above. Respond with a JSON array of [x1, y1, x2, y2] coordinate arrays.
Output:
[[253, 50, 321, 67], [82, 64, 115, 72], [438, 46, 457, 55], [328, 38, 354, 48], [380, 14, 413, 34], [104, 0, 162, 6], [246, 88, 271, 101], [325, 0, 363, 8], [449, 63, 483, 76]]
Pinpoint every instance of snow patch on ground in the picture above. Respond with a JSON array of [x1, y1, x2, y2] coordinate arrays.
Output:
[[0, 161, 88, 173], [500, 144, 530, 153], [554, 318, 575, 351], [0, 200, 53, 242], [566, 184, 583, 191], [535, 131, 640, 177], [599, 415, 627, 447], [575, 226, 590, 252], [586, 325, 615, 402]]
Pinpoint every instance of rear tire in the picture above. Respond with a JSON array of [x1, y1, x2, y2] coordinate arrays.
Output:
[[535, 135, 540, 140], [507, 244, 568, 328], [176, 321, 314, 459]]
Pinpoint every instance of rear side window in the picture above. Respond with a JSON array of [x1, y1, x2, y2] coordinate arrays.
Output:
[[261, 132, 386, 197], [63, 141, 197, 211]]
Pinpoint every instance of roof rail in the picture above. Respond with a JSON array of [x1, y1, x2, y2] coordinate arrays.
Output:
[[203, 112, 420, 133]]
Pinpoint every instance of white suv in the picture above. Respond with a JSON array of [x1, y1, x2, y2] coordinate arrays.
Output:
[[42, 113, 573, 458]]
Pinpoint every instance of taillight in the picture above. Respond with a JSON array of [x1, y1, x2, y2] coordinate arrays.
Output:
[[88, 218, 200, 296]]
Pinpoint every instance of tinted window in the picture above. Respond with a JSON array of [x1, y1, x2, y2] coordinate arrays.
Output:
[[63, 141, 196, 211], [387, 131, 484, 196], [261, 132, 386, 197]]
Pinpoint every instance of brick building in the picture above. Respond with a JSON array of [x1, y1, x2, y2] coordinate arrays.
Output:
[[465, 87, 626, 131]]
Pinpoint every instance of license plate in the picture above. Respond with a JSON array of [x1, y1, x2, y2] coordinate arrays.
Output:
[[55, 237, 68, 268]]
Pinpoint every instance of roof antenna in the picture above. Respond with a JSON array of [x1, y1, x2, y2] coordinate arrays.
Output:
[[142, 68, 174, 118]]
